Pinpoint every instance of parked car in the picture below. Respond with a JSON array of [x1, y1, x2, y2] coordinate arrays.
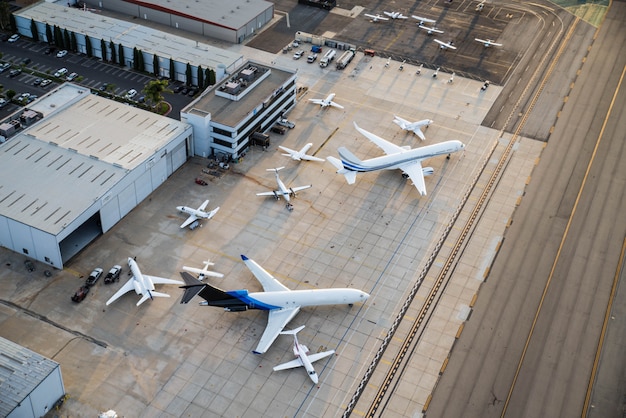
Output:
[[0, 63, 10, 73], [307, 53, 318, 63], [71, 286, 90, 303], [99, 83, 109, 91], [54, 67, 68, 78], [21, 57, 31, 65], [104, 265, 122, 284], [125, 89, 137, 99], [9, 69, 22, 78], [33, 78, 42, 86], [44, 46, 55, 55], [56, 49, 68, 58], [8, 34, 20, 43], [293, 50, 303, 60], [85, 267, 103, 287], [0, 99, 7, 108], [277, 118, 295, 129], [66, 72, 78, 81], [271, 126, 286, 135], [40, 79, 52, 87]]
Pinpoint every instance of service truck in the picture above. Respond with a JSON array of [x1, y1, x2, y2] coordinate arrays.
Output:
[[319, 50, 336, 68], [336, 48, 356, 70]]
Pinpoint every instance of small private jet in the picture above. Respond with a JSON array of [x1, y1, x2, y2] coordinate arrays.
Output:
[[308, 93, 344, 109], [256, 167, 312, 211], [176, 199, 220, 229], [106, 258, 184, 306], [273, 325, 335, 384], [182, 258, 224, 280], [178, 255, 370, 354], [434, 39, 457, 50], [364, 13, 389, 22], [418, 24, 444, 35], [475, 38, 502, 47], [412, 15, 436, 25], [326, 122, 465, 196], [384, 11, 408, 19], [393, 115, 433, 140], [279, 143, 325, 162]]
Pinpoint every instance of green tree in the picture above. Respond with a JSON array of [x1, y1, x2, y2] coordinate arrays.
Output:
[[70, 32, 77, 52], [204, 68, 210, 88], [142, 79, 172, 107], [109, 41, 116, 64], [45, 23, 52, 44], [0, 2, 10, 31], [101, 39, 107, 61], [30, 19, 39, 42], [208, 68, 216, 86], [85, 36, 92, 58], [169, 58, 175, 81], [132, 47, 138, 70], [118, 44, 124, 67], [197, 65, 203, 89], [54, 26, 63, 48], [185, 63, 192, 86], [63, 29, 70, 50], [6, 89, 16, 100], [153, 54, 160, 77], [136, 49, 145, 72]]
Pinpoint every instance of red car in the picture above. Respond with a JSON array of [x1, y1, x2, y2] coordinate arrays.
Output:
[[71, 286, 90, 303], [195, 178, 208, 186]]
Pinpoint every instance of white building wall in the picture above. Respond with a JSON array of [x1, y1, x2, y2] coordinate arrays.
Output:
[[30, 228, 62, 268], [28, 366, 64, 418]]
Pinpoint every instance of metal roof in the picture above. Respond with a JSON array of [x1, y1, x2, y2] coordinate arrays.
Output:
[[0, 84, 190, 236], [0, 337, 61, 418], [16, 2, 244, 72]]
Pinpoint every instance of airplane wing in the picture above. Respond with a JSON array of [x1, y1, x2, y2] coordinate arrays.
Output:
[[257, 190, 280, 197], [399, 161, 427, 196], [198, 199, 210, 211], [307, 350, 336, 363], [289, 185, 312, 194], [206, 207, 220, 220], [301, 154, 325, 162], [144, 275, 184, 286], [273, 357, 304, 371], [241, 255, 290, 292], [308, 99, 323, 105], [254, 307, 301, 354], [329, 101, 344, 109], [180, 214, 198, 229], [105, 277, 136, 306], [413, 128, 426, 141], [353, 122, 403, 155], [278, 145, 297, 157]]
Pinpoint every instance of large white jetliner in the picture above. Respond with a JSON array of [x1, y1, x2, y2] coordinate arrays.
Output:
[[182, 258, 224, 280], [383, 11, 408, 19], [279, 143, 325, 162], [308, 93, 344, 109], [326, 122, 465, 196], [106, 258, 184, 306], [364, 13, 389, 22], [393, 115, 433, 140], [434, 39, 457, 50], [273, 325, 335, 384], [256, 167, 312, 211], [475, 38, 502, 47], [176, 199, 220, 229], [179, 255, 370, 354]]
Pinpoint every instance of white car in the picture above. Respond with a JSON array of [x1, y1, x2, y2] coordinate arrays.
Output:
[[66, 72, 78, 81], [125, 89, 138, 99], [8, 34, 20, 43], [293, 51, 303, 60], [56, 50, 68, 58], [54, 68, 68, 78]]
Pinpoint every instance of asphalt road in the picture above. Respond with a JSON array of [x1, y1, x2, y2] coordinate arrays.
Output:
[[425, 2, 626, 416]]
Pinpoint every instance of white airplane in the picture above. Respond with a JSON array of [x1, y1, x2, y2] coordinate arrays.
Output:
[[383, 11, 408, 19], [106, 258, 184, 306], [393, 115, 433, 141], [475, 38, 502, 47], [326, 122, 465, 196], [182, 258, 224, 280], [178, 255, 370, 354], [412, 15, 436, 25], [434, 39, 457, 50], [256, 167, 312, 211], [176, 200, 220, 229], [418, 24, 444, 35], [273, 325, 335, 384], [308, 93, 344, 109], [364, 13, 389, 22], [279, 143, 325, 162]]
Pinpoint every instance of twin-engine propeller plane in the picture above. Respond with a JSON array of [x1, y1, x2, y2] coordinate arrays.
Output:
[[176, 199, 220, 229], [327, 122, 465, 196], [256, 167, 312, 211], [178, 255, 370, 354]]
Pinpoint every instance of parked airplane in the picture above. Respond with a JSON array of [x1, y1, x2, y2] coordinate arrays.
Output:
[[475, 38, 502, 47], [364, 13, 389, 22], [412, 15, 436, 25], [176, 200, 220, 229], [434, 39, 457, 50], [178, 255, 370, 354], [256, 167, 312, 211], [418, 24, 444, 35], [279, 143, 325, 162], [384, 11, 408, 19], [393, 115, 433, 140], [182, 258, 224, 280], [273, 325, 335, 384], [308, 93, 344, 109], [106, 258, 184, 306], [326, 122, 465, 196]]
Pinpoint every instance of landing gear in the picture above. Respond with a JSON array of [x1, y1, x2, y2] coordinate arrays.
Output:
[[287, 203, 294, 211]]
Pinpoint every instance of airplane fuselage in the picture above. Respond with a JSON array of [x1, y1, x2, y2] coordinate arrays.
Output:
[[295, 342, 319, 383], [177, 206, 210, 219], [128, 258, 154, 294]]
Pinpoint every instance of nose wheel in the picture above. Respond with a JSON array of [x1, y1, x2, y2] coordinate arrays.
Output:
[[287, 203, 294, 211]]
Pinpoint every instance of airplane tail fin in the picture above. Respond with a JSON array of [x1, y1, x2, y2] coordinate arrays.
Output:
[[267, 167, 285, 172], [179, 272, 242, 307], [179, 272, 207, 304], [280, 325, 305, 336], [327, 156, 357, 184]]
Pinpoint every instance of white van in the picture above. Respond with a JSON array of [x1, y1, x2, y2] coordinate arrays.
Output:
[[54, 68, 68, 78]]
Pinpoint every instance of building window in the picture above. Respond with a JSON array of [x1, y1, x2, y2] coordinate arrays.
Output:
[[23, 248, 29, 255]]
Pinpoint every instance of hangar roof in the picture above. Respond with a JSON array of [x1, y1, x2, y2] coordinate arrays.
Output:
[[16, 2, 244, 73], [0, 84, 190, 235]]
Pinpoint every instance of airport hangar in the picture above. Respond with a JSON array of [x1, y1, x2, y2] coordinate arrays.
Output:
[[181, 61, 297, 160], [0, 84, 192, 269], [79, 0, 275, 44], [13, 2, 245, 84]]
